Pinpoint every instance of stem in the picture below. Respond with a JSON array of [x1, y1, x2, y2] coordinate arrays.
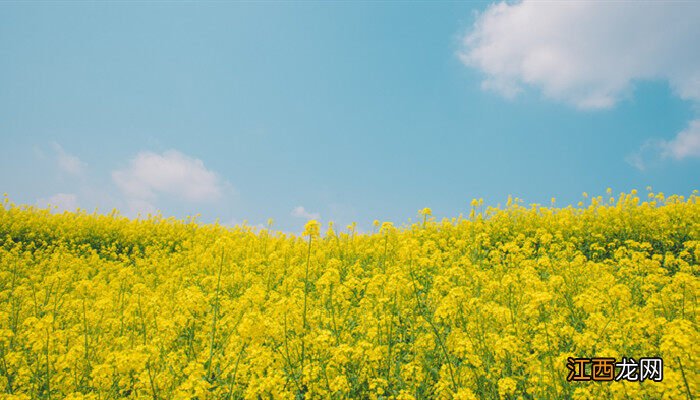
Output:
[[227, 342, 247, 400], [282, 312, 302, 392], [45, 325, 51, 400], [207, 249, 225, 381], [382, 235, 389, 273], [301, 236, 312, 383], [386, 291, 396, 392], [329, 284, 340, 345], [146, 361, 158, 400], [677, 357, 694, 400], [82, 298, 90, 390], [408, 270, 458, 392], [137, 294, 147, 344]]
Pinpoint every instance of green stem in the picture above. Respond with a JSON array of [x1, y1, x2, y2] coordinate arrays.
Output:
[[408, 270, 458, 392], [301, 236, 312, 386], [677, 357, 694, 400], [207, 249, 225, 381]]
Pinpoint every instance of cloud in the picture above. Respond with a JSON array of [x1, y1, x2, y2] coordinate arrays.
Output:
[[112, 150, 226, 214], [291, 206, 320, 220], [37, 193, 78, 212], [52, 143, 87, 175], [662, 119, 700, 160], [626, 120, 700, 170], [625, 140, 663, 171], [460, 1, 700, 109]]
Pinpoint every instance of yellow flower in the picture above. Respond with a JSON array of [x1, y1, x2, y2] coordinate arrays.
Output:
[[303, 219, 320, 238], [498, 377, 517, 398], [0, 190, 697, 398]]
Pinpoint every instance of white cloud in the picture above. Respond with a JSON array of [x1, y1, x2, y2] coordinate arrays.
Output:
[[662, 119, 700, 160], [625, 139, 663, 171], [52, 143, 86, 175], [37, 193, 78, 212], [626, 120, 700, 170], [460, 1, 700, 109], [291, 206, 320, 220], [112, 150, 226, 214]]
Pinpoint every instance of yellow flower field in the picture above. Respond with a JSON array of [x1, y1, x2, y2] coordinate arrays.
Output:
[[0, 190, 697, 399]]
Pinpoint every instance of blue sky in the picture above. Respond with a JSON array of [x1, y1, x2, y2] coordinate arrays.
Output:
[[1, 1, 699, 232]]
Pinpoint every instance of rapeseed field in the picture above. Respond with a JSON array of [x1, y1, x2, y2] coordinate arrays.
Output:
[[0, 190, 697, 399]]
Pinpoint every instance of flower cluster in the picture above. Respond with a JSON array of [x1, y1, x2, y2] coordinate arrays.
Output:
[[0, 190, 697, 399]]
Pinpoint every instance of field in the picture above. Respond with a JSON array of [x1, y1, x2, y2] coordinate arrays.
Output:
[[0, 191, 697, 399]]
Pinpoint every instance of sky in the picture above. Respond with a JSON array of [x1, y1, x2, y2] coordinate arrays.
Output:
[[1, 1, 699, 232]]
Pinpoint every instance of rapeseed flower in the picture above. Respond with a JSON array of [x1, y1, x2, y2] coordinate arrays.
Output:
[[0, 190, 697, 398]]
